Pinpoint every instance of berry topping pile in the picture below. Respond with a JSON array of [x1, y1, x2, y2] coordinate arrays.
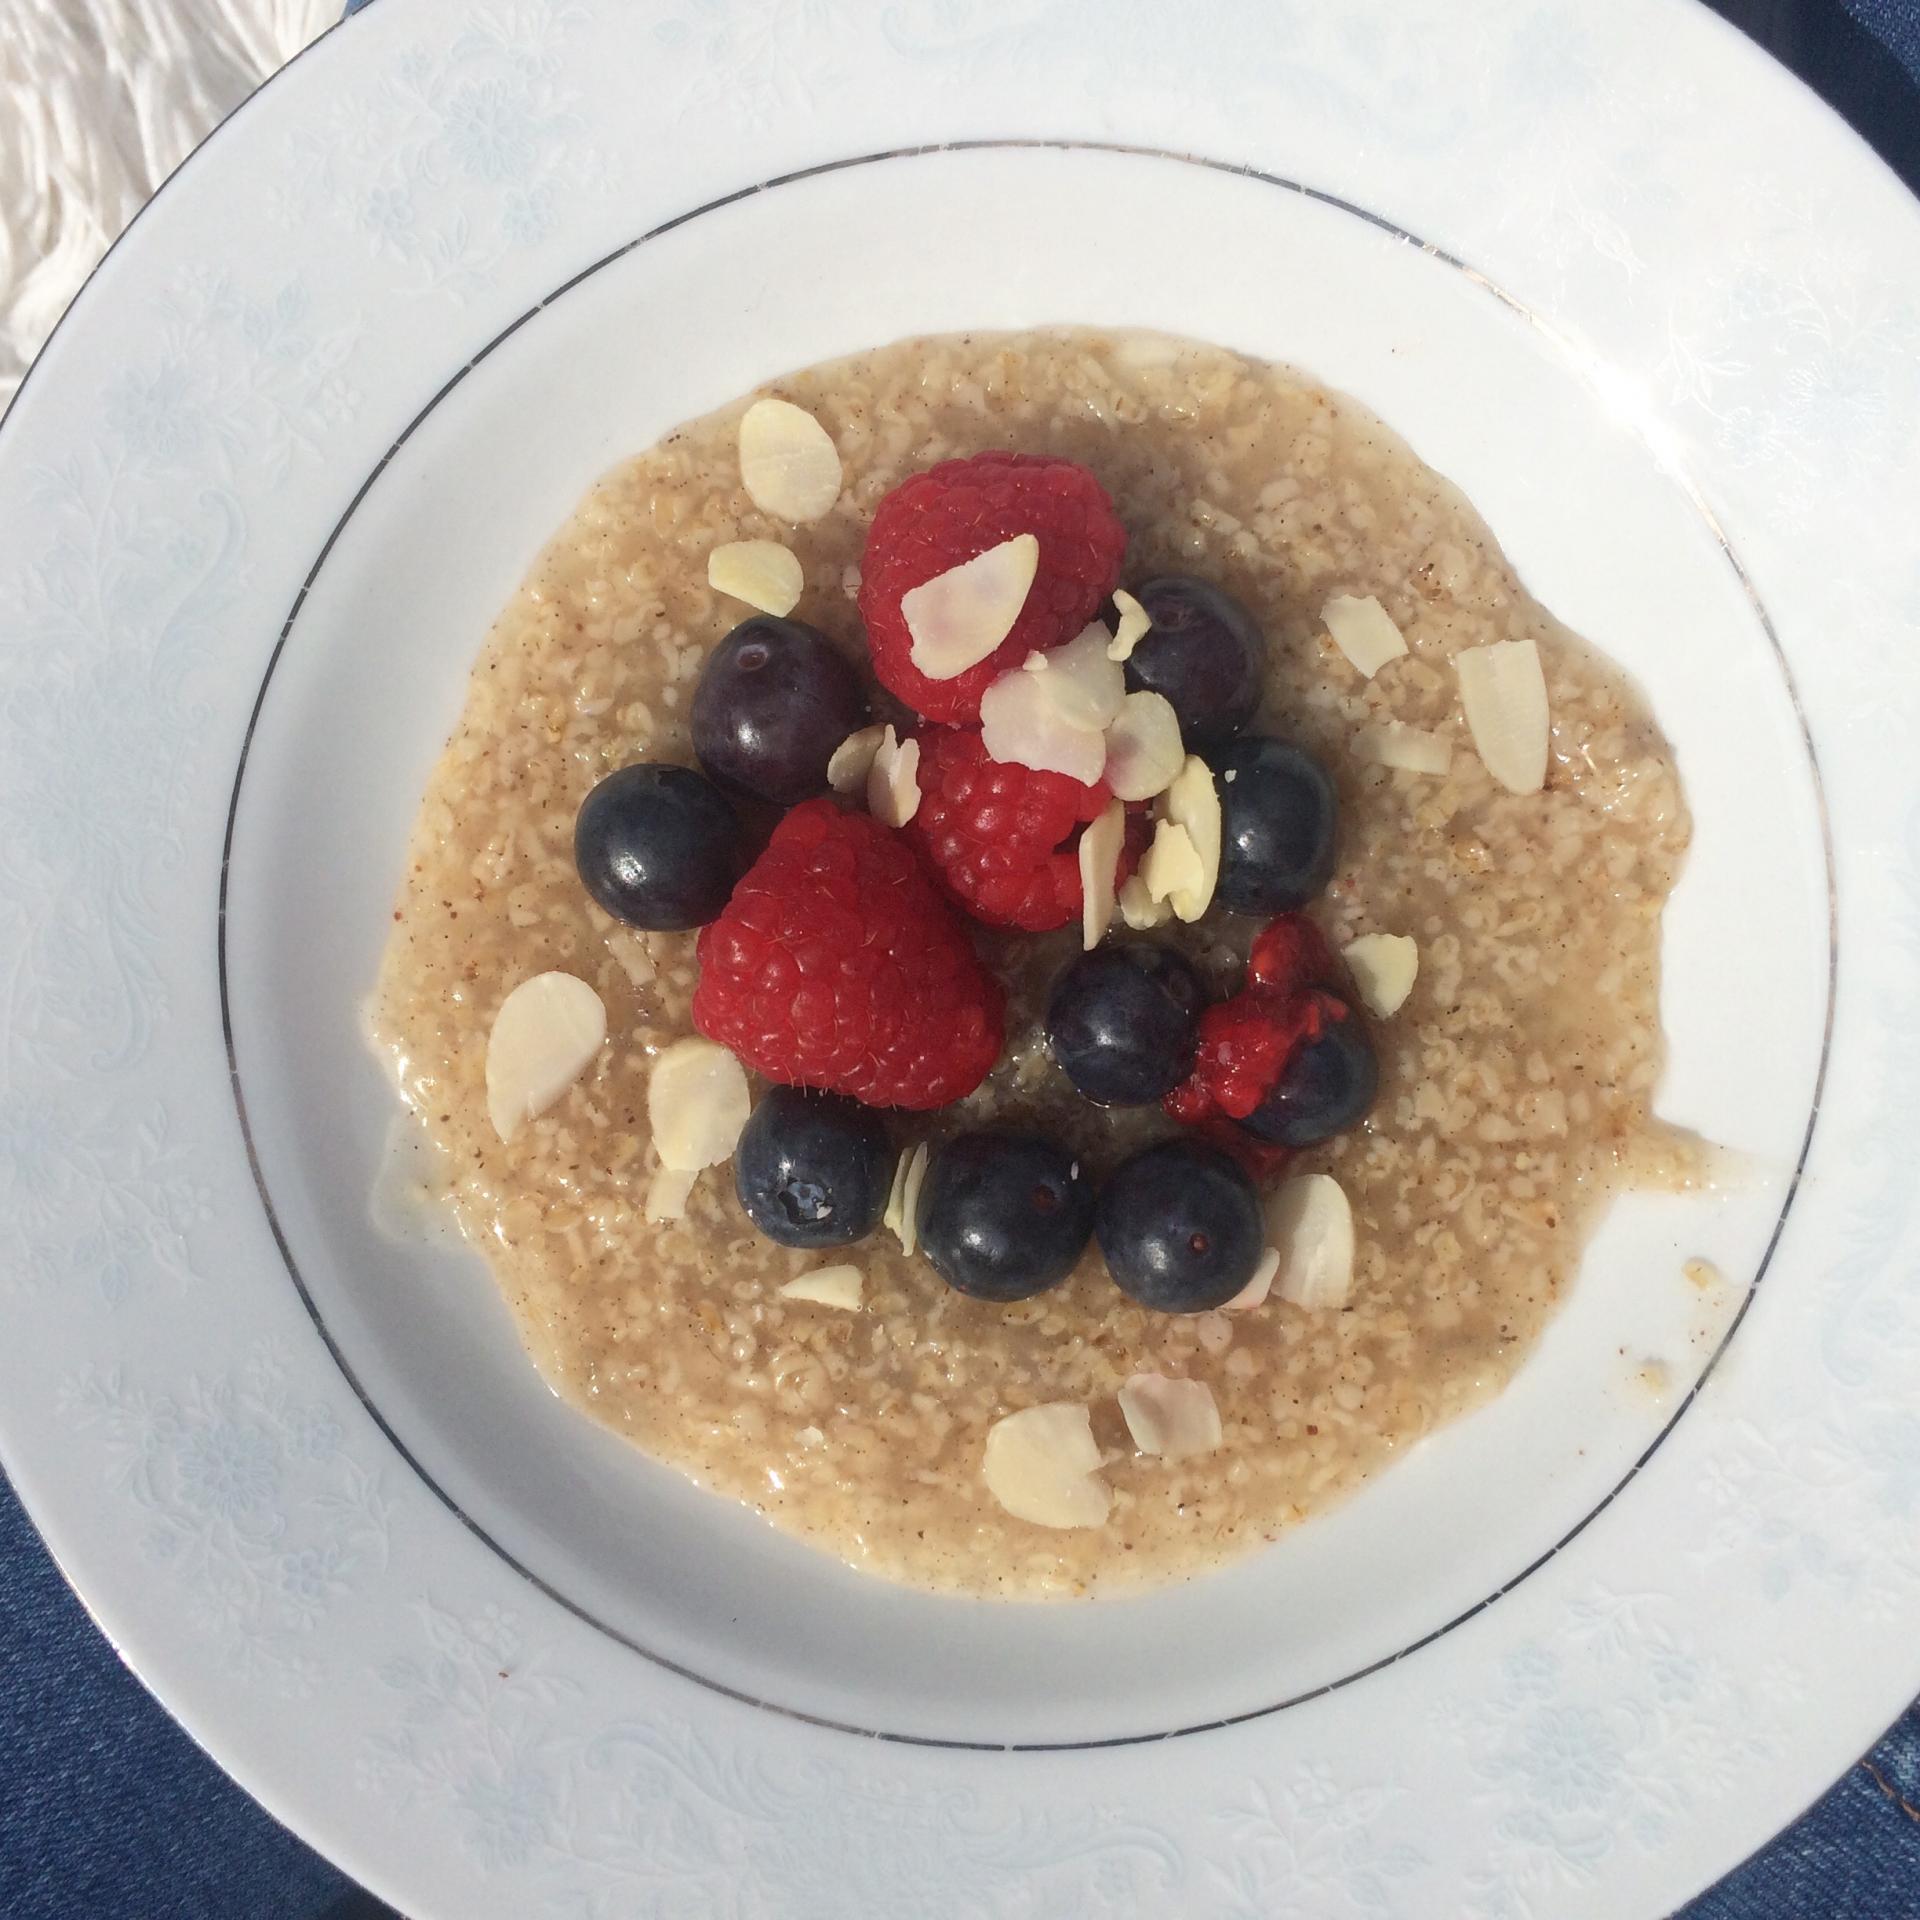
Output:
[[551, 411, 1414, 1530]]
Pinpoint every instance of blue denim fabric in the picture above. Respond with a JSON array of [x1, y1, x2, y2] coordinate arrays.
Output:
[[2, 3, 1918, 1917]]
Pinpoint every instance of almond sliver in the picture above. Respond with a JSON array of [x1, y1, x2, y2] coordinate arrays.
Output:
[[983, 1404, 1111, 1529], [1267, 1174, 1355, 1311], [866, 726, 922, 828], [1106, 588, 1152, 663], [643, 1164, 699, 1223], [648, 1037, 751, 1172], [1343, 932, 1419, 1017], [903, 534, 1039, 680], [708, 539, 803, 616], [1118, 872, 1173, 930], [779, 1265, 864, 1311], [1160, 755, 1221, 921], [1457, 639, 1548, 794], [738, 397, 842, 523], [1103, 690, 1184, 802], [485, 972, 607, 1143], [1322, 593, 1408, 678], [827, 723, 888, 795], [1079, 798, 1127, 951], [1118, 1374, 1223, 1460], [980, 664, 1108, 783], [1356, 721, 1452, 777], [1036, 621, 1126, 730]]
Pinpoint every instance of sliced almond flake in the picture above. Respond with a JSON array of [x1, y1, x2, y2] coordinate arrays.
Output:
[[1321, 593, 1408, 678], [885, 1140, 930, 1257], [644, 1163, 700, 1223], [485, 971, 607, 1143], [1118, 872, 1173, 930], [982, 1403, 1111, 1529], [707, 539, 804, 617], [881, 1148, 914, 1250], [779, 1264, 864, 1311], [826, 723, 887, 795], [1160, 755, 1222, 921], [1343, 933, 1419, 1017], [979, 665, 1107, 784], [1106, 588, 1152, 663], [1224, 1246, 1280, 1311], [1118, 1374, 1223, 1460], [1078, 798, 1127, 951], [737, 397, 842, 523], [1457, 638, 1549, 794], [1035, 621, 1126, 730], [1102, 689, 1184, 802], [1022, 650, 1051, 673], [866, 725, 922, 828], [1356, 721, 1453, 777], [902, 534, 1039, 680], [1141, 819, 1204, 908], [1267, 1174, 1355, 1311], [647, 1036, 751, 1172]]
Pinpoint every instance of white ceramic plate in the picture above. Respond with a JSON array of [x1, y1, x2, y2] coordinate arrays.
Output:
[[3, 2, 1917, 1912]]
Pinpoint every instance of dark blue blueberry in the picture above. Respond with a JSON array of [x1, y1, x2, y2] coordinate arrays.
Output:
[[691, 616, 868, 806], [916, 1131, 1094, 1302], [1123, 575, 1266, 750], [1096, 1138, 1265, 1313], [574, 762, 742, 930], [734, 1086, 894, 1249], [1211, 735, 1338, 915], [1045, 944, 1205, 1107], [1241, 997, 1378, 1147]]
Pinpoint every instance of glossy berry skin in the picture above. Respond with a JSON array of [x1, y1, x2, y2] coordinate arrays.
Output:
[[691, 617, 868, 806], [916, 1131, 1095, 1302], [860, 452, 1128, 724], [1242, 1000, 1379, 1147], [735, 1087, 894, 1249], [1211, 735, 1339, 915], [573, 762, 743, 930], [693, 799, 1003, 1111], [1123, 575, 1266, 750], [1045, 944, 1205, 1106], [1095, 1138, 1265, 1313]]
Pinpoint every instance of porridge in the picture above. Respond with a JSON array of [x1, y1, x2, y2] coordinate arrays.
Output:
[[371, 327, 1693, 1598]]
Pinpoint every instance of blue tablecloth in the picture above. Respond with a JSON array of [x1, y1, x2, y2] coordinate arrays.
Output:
[[4, 3, 1918, 1915]]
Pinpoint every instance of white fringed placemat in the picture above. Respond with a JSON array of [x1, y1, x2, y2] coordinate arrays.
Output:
[[1, 0, 333, 409]]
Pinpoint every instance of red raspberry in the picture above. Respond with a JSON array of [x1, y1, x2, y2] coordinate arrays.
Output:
[[1164, 986, 1348, 1126], [907, 729, 1141, 933], [1246, 912, 1338, 999], [693, 799, 1004, 1110], [858, 451, 1127, 724]]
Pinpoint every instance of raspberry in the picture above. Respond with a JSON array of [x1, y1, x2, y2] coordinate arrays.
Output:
[[1164, 985, 1350, 1127], [907, 729, 1140, 933], [858, 451, 1127, 724], [1246, 912, 1338, 999], [693, 800, 1004, 1110]]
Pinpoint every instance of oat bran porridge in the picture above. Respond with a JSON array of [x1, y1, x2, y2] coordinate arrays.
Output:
[[371, 326, 1693, 1598]]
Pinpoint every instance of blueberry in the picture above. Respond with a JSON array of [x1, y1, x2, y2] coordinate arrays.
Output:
[[917, 1131, 1094, 1302], [735, 1086, 894, 1249], [1211, 735, 1338, 915], [1046, 944, 1205, 1106], [1096, 1138, 1264, 1313], [691, 617, 868, 806], [1123, 576, 1266, 750], [574, 762, 742, 930], [1241, 996, 1378, 1147]]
